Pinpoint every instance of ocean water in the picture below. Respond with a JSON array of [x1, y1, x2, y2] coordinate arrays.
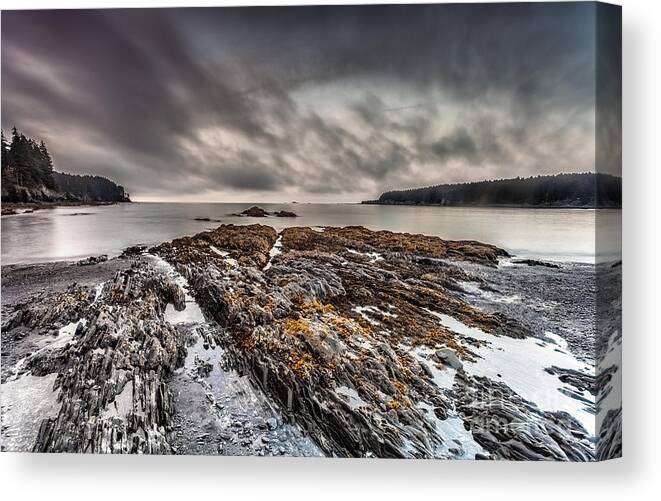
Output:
[[1, 203, 621, 265]]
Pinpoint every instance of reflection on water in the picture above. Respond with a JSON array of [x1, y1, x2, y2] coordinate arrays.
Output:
[[1, 203, 621, 265]]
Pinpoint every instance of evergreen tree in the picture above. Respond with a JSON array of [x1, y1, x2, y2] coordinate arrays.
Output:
[[2, 128, 61, 200], [0, 127, 68, 198], [38, 140, 57, 190], [371, 173, 621, 208], [1, 130, 9, 170]]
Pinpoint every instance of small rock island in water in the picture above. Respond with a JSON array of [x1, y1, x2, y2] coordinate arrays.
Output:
[[234, 206, 298, 218], [0, 223, 621, 460]]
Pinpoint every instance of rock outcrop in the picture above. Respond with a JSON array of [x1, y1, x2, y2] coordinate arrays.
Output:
[[239, 206, 270, 217], [26, 266, 187, 453], [1, 224, 597, 459], [273, 210, 298, 217], [150, 224, 591, 459], [454, 372, 593, 461]]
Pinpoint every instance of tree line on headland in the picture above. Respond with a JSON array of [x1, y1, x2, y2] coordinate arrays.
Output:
[[364, 173, 621, 208], [1, 127, 130, 203]]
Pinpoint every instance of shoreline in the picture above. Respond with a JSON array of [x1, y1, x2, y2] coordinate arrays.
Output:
[[1, 200, 128, 216], [2, 199, 622, 209], [1, 223, 619, 459], [360, 201, 621, 210]]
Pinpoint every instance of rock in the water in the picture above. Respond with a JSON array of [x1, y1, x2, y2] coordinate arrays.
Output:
[[239, 206, 269, 217], [273, 210, 298, 218], [194, 217, 221, 222]]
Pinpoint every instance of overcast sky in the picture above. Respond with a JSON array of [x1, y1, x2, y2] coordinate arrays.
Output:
[[1, 4, 618, 202]]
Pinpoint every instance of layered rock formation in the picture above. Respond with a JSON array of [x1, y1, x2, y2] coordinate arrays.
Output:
[[150, 224, 593, 459], [2, 264, 186, 453], [1, 224, 599, 459]]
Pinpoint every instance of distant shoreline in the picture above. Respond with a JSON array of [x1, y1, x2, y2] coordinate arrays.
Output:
[[1, 200, 127, 216], [0, 199, 623, 217], [367, 173, 621, 209], [77, 200, 621, 209], [360, 201, 621, 210]]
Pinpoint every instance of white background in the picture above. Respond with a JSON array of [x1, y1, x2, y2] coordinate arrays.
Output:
[[0, 0, 658, 499]]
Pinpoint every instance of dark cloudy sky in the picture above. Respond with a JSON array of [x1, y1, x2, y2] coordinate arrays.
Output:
[[1, 3, 618, 202]]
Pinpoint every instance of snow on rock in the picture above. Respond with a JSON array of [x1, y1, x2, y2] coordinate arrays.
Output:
[[426, 309, 596, 436], [263, 234, 283, 271], [149, 255, 206, 325], [335, 386, 369, 410]]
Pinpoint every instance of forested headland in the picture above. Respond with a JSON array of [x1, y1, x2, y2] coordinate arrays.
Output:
[[364, 173, 621, 208], [1, 127, 130, 204]]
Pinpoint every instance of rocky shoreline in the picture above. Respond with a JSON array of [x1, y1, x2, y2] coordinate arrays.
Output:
[[1, 201, 123, 216], [1, 224, 620, 459]]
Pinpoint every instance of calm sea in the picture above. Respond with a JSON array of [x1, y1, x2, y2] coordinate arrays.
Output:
[[1, 203, 621, 265]]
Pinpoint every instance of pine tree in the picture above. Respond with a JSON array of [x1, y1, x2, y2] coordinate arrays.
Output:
[[8, 128, 29, 186], [1, 127, 129, 203], [1, 130, 9, 170], [38, 140, 57, 190], [3, 127, 57, 193]]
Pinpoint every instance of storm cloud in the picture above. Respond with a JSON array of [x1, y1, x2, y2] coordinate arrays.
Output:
[[1, 4, 617, 202]]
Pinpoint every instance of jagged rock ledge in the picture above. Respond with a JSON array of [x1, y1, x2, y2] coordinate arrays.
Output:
[[149, 224, 592, 459], [1, 224, 595, 459]]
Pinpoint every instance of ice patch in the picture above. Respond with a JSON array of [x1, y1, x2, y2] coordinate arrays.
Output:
[[102, 380, 134, 421], [210, 245, 229, 257], [6, 357, 27, 382], [354, 337, 374, 351], [347, 248, 383, 263], [335, 386, 369, 410], [409, 346, 456, 390], [33, 319, 87, 354], [92, 282, 105, 304], [426, 310, 596, 436], [171, 328, 323, 457], [406, 345, 487, 459], [149, 255, 206, 325], [59, 318, 87, 338], [1, 373, 61, 451], [165, 301, 205, 325], [209, 244, 239, 267], [417, 401, 488, 459], [352, 305, 397, 325], [264, 235, 283, 271], [544, 331, 570, 352]]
